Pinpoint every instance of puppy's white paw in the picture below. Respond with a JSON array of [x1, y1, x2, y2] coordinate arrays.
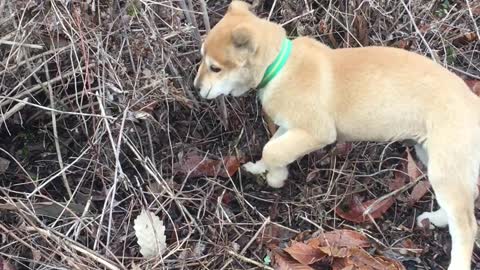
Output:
[[242, 160, 267, 174], [266, 167, 288, 188], [417, 208, 448, 229]]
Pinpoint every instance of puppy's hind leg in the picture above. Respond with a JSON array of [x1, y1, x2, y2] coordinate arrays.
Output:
[[414, 142, 450, 229], [423, 140, 478, 270]]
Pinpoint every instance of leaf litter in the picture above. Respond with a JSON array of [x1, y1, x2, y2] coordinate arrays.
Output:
[[272, 229, 406, 270]]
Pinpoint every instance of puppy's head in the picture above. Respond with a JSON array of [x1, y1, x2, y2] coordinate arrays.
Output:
[[193, 1, 284, 99]]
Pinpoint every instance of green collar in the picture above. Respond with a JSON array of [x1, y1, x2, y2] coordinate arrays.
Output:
[[257, 39, 293, 89]]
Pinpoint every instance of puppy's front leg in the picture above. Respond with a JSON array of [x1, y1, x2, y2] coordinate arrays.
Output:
[[258, 128, 334, 188], [243, 127, 287, 175]]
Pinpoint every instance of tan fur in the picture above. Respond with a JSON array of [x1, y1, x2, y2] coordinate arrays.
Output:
[[194, 2, 480, 269]]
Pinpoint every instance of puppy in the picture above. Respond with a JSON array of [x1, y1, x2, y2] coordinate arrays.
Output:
[[193, 1, 480, 269]]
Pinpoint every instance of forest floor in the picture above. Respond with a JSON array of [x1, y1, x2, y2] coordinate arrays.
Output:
[[0, 0, 479, 269]]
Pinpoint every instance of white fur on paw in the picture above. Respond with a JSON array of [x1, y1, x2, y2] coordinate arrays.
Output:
[[267, 167, 288, 188], [242, 161, 267, 174], [417, 209, 449, 229]]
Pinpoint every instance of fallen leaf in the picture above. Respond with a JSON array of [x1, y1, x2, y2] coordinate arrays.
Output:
[[284, 241, 326, 265], [318, 246, 349, 258], [465, 80, 480, 96], [393, 39, 412, 50], [335, 143, 353, 158], [335, 195, 395, 223], [272, 248, 315, 270], [452, 32, 478, 46], [408, 180, 431, 206], [389, 173, 407, 192], [262, 110, 277, 138], [257, 223, 296, 248], [336, 247, 405, 270], [133, 209, 167, 258], [174, 151, 242, 178], [406, 149, 422, 181], [225, 156, 243, 176], [397, 238, 424, 255], [0, 257, 16, 270], [307, 229, 371, 248]]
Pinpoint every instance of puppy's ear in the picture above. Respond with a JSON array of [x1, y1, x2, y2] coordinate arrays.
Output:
[[227, 1, 253, 15], [231, 24, 256, 53]]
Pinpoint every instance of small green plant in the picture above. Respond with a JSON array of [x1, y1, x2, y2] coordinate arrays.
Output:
[[445, 46, 456, 65], [435, 0, 452, 17], [263, 255, 271, 265], [127, 0, 141, 17]]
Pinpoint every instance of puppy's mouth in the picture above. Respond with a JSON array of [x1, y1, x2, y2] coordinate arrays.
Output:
[[200, 87, 222, 99]]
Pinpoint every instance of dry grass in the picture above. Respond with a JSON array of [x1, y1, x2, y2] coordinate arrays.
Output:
[[0, 0, 479, 269]]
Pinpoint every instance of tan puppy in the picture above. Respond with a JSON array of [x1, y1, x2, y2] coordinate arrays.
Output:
[[193, 1, 480, 269]]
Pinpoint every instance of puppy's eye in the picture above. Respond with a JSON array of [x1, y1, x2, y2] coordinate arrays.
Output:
[[210, 65, 222, 73]]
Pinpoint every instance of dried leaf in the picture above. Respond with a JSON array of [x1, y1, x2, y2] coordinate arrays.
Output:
[[406, 149, 422, 181], [389, 173, 407, 191], [335, 143, 353, 158], [317, 246, 349, 258], [272, 248, 315, 270], [258, 224, 296, 248], [335, 196, 395, 223], [0, 258, 16, 270], [397, 238, 424, 255], [408, 180, 431, 206], [174, 151, 242, 178], [452, 32, 478, 46], [393, 39, 412, 50], [284, 241, 326, 265], [133, 209, 166, 258], [340, 247, 405, 270], [306, 229, 371, 248], [262, 109, 277, 137], [465, 80, 480, 96]]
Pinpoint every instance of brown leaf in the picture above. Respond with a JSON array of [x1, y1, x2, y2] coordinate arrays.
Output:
[[335, 195, 395, 223], [406, 149, 422, 181], [262, 109, 277, 138], [272, 248, 316, 270], [0, 258, 16, 270], [306, 229, 371, 248], [318, 246, 349, 258], [452, 32, 478, 46], [346, 247, 405, 270], [284, 241, 326, 265], [335, 143, 353, 158], [393, 39, 412, 50], [397, 238, 424, 255], [408, 180, 431, 206], [174, 151, 242, 178], [258, 224, 297, 248], [389, 173, 407, 192], [222, 156, 243, 177], [465, 79, 480, 96]]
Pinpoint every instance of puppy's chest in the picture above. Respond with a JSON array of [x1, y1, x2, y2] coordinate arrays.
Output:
[[259, 87, 295, 130]]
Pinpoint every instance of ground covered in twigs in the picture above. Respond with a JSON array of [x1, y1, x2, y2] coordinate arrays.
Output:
[[0, 0, 479, 269]]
